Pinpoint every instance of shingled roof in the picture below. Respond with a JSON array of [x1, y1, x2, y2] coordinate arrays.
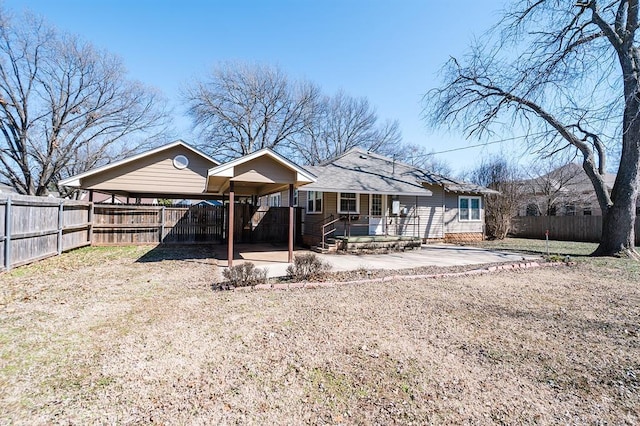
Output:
[[300, 148, 496, 195]]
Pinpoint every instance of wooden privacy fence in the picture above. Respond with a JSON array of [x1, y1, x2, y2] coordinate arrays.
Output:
[[92, 204, 225, 245], [0, 196, 302, 271], [511, 216, 640, 244], [0, 194, 92, 271], [92, 205, 300, 245]]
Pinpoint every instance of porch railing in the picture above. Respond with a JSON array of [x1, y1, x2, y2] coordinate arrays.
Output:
[[320, 215, 339, 249], [341, 214, 421, 239]]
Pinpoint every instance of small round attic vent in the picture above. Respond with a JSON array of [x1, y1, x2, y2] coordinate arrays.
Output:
[[173, 154, 189, 169]]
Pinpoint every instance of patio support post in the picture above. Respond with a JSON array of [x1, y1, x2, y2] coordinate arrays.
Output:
[[228, 181, 235, 267], [288, 183, 294, 263]]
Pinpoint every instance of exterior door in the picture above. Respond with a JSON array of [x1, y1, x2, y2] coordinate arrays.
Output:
[[368, 194, 386, 235]]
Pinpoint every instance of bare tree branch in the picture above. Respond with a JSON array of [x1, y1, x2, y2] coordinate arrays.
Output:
[[426, 0, 640, 256], [0, 10, 170, 196]]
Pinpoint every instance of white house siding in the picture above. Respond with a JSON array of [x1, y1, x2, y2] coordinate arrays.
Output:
[[443, 192, 484, 234]]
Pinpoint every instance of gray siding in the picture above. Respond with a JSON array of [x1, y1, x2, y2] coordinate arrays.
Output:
[[444, 193, 484, 233], [386, 191, 443, 239], [300, 189, 446, 239]]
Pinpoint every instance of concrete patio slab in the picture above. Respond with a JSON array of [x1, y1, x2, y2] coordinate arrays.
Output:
[[215, 243, 540, 278]]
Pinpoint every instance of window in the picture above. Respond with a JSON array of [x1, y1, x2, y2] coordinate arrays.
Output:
[[526, 203, 540, 216], [293, 189, 298, 207], [269, 193, 281, 207], [172, 155, 189, 169], [307, 191, 322, 213], [339, 192, 359, 214], [565, 203, 576, 216], [459, 196, 481, 221], [370, 194, 383, 216]]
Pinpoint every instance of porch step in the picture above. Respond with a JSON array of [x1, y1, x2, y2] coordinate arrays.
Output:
[[310, 239, 339, 253]]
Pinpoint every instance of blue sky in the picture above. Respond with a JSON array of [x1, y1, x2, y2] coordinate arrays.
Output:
[[4, 0, 511, 174]]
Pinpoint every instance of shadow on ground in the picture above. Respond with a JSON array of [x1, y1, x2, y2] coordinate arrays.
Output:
[[135, 243, 296, 264], [136, 245, 221, 263]]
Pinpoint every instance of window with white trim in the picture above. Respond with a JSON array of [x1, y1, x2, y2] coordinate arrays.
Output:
[[269, 193, 281, 207], [458, 196, 481, 221], [293, 189, 298, 207], [339, 192, 359, 214], [307, 191, 322, 213]]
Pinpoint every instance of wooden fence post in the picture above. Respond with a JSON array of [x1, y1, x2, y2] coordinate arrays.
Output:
[[88, 202, 94, 245], [160, 206, 166, 243], [5, 197, 11, 271], [57, 201, 64, 255]]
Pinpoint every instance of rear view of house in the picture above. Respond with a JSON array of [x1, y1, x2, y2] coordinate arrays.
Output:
[[281, 148, 496, 248]]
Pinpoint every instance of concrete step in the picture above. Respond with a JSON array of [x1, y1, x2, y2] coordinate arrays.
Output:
[[311, 243, 339, 253]]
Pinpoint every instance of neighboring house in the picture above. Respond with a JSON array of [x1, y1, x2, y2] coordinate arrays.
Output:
[[268, 148, 497, 244], [173, 199, 223, 207], [0, 183, 16, 194], [516, 163, 619, 216]]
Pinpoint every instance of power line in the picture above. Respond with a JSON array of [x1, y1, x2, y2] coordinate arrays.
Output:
[[427, 132, 547, 156]]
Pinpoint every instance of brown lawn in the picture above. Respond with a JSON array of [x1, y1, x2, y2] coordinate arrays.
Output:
[[0, 244, 638, 424]]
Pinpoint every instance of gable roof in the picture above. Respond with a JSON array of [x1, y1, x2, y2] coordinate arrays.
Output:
[[207, 148, 315, 182], [520, 163, 617, 194], [205, 148, 316, 195], [59, 140, 219, 187], [301, 147, 496, 195]]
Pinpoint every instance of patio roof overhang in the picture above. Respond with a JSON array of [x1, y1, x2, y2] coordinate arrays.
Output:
[[205, 148, 316, 196]]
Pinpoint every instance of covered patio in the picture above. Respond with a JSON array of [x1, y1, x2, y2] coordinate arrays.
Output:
[[59, 141, 316, 266], [205, 149, 316, 266]]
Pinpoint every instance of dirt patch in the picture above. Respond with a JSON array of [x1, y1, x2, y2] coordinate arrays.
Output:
[[1, 245, 638, 424]]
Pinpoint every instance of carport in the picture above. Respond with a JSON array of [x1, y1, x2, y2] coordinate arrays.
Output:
[[59, 141, 316, 267]]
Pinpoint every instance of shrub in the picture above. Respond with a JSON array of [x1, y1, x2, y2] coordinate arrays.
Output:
[[286, 253, 331, 281], [222, 262, 268, 287]]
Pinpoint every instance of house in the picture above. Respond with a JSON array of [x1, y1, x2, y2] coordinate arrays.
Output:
[[59, 141, 495, 262], [265, 148, 497, 247], [0, 183, 16, 194], [516, 163, 619, 216]]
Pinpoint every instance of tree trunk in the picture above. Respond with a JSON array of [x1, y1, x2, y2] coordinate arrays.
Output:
[[593, 119, 640, 256], [594, 200, 637, 256]]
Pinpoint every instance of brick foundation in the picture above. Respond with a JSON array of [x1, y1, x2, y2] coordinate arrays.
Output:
[[444, 232, 484, 243]]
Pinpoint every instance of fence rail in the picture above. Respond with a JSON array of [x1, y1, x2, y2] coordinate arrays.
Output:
[[0, 195, 301, 271], [91, 204, 225, 245], [511, 216, 640, 244], [0, 194, 92, 271]]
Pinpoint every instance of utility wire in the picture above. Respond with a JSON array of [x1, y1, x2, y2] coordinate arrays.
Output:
[[425, 132, 548, 156]]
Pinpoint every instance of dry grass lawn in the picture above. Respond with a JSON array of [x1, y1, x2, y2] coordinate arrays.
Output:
[[1, 243, 639, 424]]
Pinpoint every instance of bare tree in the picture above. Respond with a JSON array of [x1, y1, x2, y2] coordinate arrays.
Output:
[[467, 157, 523, 240], [293, 90, 402, 165], [185, 62, 319, 161], [396, 143, 453, 176], [0, 11, 169, 196], [427, 1, 640, 257]]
